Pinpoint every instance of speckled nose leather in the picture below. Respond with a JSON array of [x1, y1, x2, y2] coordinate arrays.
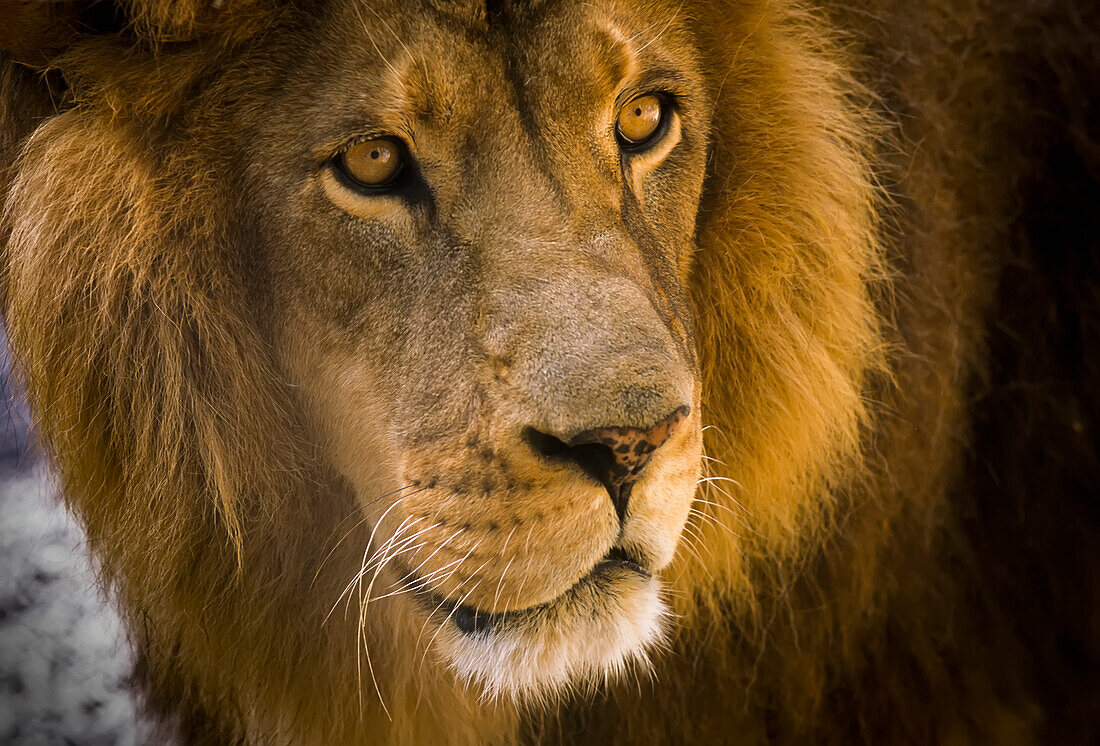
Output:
[[568, 405, 690, 521]]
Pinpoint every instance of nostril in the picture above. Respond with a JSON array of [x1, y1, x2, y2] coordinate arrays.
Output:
[[524, 427, 619, 493], [524, 405, 690, 522]]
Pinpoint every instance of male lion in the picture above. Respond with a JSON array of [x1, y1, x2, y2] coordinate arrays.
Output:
[[1, 0, 1097, 743]]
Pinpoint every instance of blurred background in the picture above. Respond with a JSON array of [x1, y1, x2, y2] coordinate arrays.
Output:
[[0, 329, 143, 745]]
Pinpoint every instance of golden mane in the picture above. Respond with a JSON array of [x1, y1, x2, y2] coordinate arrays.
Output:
[[1, 0, 1096, 744]]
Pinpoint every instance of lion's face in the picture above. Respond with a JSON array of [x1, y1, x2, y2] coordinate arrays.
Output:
[[241, 0, 707, 695]]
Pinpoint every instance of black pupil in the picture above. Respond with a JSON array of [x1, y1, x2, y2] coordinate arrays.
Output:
[[370, 150, 380, 160], [635, 107, 642, 116]]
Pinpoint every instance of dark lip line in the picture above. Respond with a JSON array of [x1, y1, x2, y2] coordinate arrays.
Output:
[[397, 546, 652, 636]]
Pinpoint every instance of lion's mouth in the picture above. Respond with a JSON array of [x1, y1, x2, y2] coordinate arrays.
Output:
[[400, 546, 652, 636]]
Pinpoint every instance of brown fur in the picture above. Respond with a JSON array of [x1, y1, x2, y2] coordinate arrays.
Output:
[[1, 0, 1097, 744]]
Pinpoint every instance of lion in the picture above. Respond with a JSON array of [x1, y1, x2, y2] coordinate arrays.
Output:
[[1, 0, 1096, 743]]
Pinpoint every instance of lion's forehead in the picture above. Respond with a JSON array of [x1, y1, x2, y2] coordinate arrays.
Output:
[[294, 0, 695, 141]]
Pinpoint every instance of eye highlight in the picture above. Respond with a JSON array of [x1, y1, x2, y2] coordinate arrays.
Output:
[[337, 138, 405, 189], [616, 94, 665, 150]]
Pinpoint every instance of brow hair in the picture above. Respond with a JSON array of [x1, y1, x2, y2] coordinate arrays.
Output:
[[423, 0, 487, 27], [422, 0, 541, 28]]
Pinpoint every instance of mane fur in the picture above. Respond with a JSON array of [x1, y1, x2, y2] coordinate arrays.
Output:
[[1, 0, 1096, 744]]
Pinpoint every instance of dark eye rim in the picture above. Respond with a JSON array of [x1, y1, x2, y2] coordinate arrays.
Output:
[[330, 137, 409, 193], [615, 93, 674, 153]]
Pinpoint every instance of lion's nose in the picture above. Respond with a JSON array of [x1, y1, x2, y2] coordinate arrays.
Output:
[[525, 405, 689, 522]]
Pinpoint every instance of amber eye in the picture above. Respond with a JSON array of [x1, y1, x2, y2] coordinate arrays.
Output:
[[616, 94, 665, 149], [338, 138, 404, 189]]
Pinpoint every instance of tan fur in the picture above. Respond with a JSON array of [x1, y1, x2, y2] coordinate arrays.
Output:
[[1, 0, 1094, 744]]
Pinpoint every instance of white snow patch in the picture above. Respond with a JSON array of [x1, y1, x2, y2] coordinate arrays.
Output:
[[0, 470, 145, 745]]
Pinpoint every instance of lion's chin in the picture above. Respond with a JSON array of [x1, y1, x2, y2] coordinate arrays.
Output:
[[415, 561, 668, 701]]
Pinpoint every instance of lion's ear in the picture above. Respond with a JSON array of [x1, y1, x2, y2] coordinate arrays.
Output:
[[0, 0, 278, 67], [117, 0, 282, 45], [1, 0, 283, 119], [0, 2, 85, 66]]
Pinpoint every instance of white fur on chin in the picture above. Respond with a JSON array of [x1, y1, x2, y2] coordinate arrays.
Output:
[[435, 573, 668, 702]]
